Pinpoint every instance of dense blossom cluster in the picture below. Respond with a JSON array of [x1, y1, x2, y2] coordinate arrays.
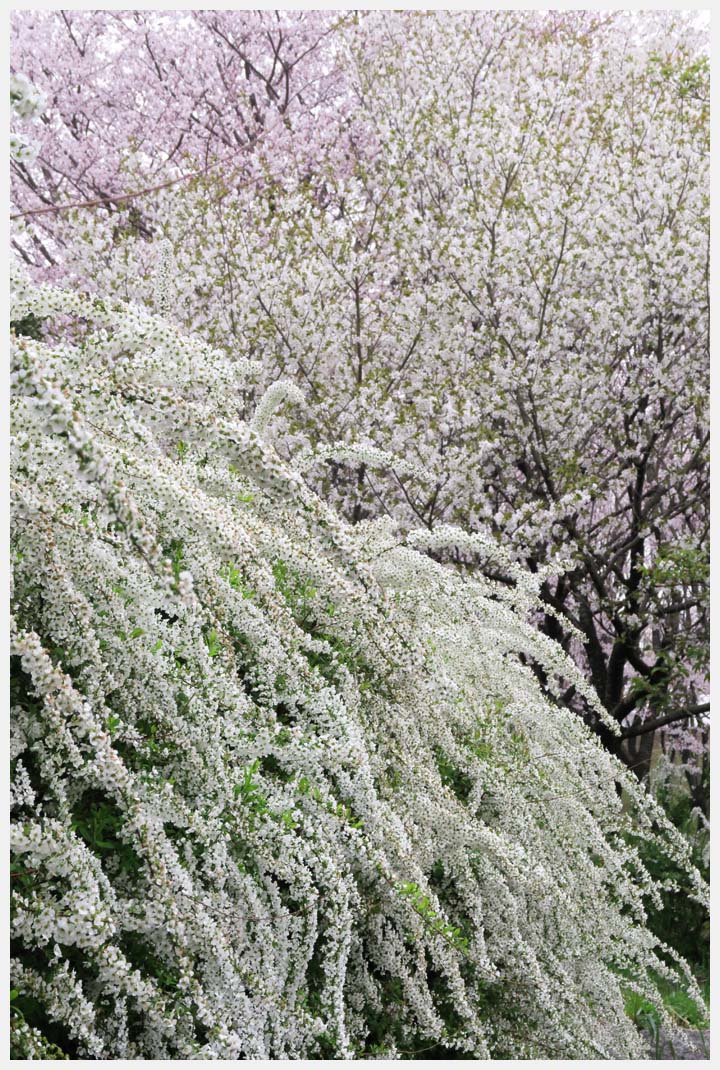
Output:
[[10, 10, 709, 765], [9, 72, 44, 164], [10, 272, 707, 1059]]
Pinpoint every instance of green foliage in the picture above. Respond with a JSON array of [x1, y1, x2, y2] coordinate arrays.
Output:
[[11, 312, 43, 340], [641, 543, 709, 589], [71, 791, 143, 877], [204, 627, 221, 658], [434, 748, 473, 803], [635, 765, 710, 976], [648, 51, 709, 101], [121, 932, 182, 994], [272, 558, 317, 615], [623, 972, 709, 1059], [166, 537, 186, 583], [234, 758, 265, 809], [11, 997, 71, 1060], [221, 560, 255, 599], [397, 881, 470, 952]]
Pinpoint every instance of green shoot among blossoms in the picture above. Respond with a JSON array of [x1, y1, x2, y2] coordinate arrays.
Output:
[[10, 268, 707, 1059]]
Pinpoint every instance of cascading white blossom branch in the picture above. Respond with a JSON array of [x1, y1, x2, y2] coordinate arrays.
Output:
[[10, 270, 707, 1059]]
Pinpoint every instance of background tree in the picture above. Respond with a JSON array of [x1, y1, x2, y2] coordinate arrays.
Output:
[[10, 9, 709, 773]]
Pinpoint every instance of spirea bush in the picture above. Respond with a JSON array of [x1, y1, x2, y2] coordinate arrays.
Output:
[[9, 268, 707, 1060]]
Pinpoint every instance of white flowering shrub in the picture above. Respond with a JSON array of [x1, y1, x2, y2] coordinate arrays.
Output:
[[10, 269, 707, 1060]]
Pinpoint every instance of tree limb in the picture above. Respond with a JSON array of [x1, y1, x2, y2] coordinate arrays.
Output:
[[621, 702, 710, 740]]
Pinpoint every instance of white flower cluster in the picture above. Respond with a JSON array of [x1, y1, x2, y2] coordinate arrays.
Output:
[[10, 73, 46, 119], [10, 73, 45, 165], [10, 274, 707, 1059], [10, 133, 37, 165], [152, 239, 175, 317]]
